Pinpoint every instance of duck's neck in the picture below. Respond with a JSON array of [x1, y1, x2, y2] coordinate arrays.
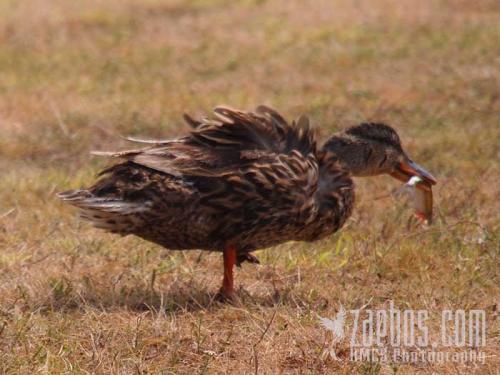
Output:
[[315, 138, 356, 209]]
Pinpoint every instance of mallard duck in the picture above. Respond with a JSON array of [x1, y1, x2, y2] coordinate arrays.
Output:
[[59, 106, 436, 300]]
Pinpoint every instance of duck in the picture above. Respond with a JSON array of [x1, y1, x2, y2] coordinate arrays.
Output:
[[59, 105, 436, 301]]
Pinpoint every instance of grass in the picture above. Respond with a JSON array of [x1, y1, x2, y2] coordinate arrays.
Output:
[[0, 0, 499, 373]]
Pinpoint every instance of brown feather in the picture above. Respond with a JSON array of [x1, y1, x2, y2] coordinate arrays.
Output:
[[59, 106, 353, 255]]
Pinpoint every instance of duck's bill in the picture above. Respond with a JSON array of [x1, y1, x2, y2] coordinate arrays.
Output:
[[390, 160, 436, 225], [390, 160, 437, 191]]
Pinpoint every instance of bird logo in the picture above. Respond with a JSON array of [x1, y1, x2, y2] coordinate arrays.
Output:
[[317, 304, 346, 343]]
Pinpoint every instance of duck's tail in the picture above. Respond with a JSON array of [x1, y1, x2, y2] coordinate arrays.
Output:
[[58, 190, 150, 233]]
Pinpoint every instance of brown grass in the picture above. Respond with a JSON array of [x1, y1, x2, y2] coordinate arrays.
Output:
[[0, 0, 499, 373]]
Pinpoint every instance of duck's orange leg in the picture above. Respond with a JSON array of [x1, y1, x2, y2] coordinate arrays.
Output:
[[218, 245, 237, 301]]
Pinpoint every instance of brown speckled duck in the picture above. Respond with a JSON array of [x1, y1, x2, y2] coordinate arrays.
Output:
[[59, 106, 436, 300]]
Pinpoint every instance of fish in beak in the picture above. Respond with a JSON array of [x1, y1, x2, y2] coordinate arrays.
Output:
[[390, 159, 437, 190], [390, 159, 437, 224]]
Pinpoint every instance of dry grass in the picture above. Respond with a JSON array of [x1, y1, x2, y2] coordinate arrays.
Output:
[[0, 0, 499, 373]]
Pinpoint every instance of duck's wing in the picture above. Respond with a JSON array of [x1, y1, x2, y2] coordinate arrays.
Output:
[[183, 106, 321, 247], [187, 105, 316, 156], [94, 106, 317, 179], [108, 107, 317, 224]]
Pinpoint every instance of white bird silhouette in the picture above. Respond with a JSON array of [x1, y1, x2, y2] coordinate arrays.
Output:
[[318, 304, 346, 342]]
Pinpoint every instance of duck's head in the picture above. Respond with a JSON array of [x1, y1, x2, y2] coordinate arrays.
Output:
[[322, 122, 437, 191]]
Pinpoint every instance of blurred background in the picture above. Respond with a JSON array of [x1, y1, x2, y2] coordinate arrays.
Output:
[[0, 0, 498, 373]]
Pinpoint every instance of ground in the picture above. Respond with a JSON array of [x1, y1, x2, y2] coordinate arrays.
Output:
[[0, 0, 499, 373]]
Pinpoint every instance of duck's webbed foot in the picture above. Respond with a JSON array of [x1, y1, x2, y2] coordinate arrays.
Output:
[[236, 253, 260, 268], [216, 247, 259, 304]]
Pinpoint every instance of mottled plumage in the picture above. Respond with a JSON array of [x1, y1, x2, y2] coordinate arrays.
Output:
[[59, 105, 436, 300]]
